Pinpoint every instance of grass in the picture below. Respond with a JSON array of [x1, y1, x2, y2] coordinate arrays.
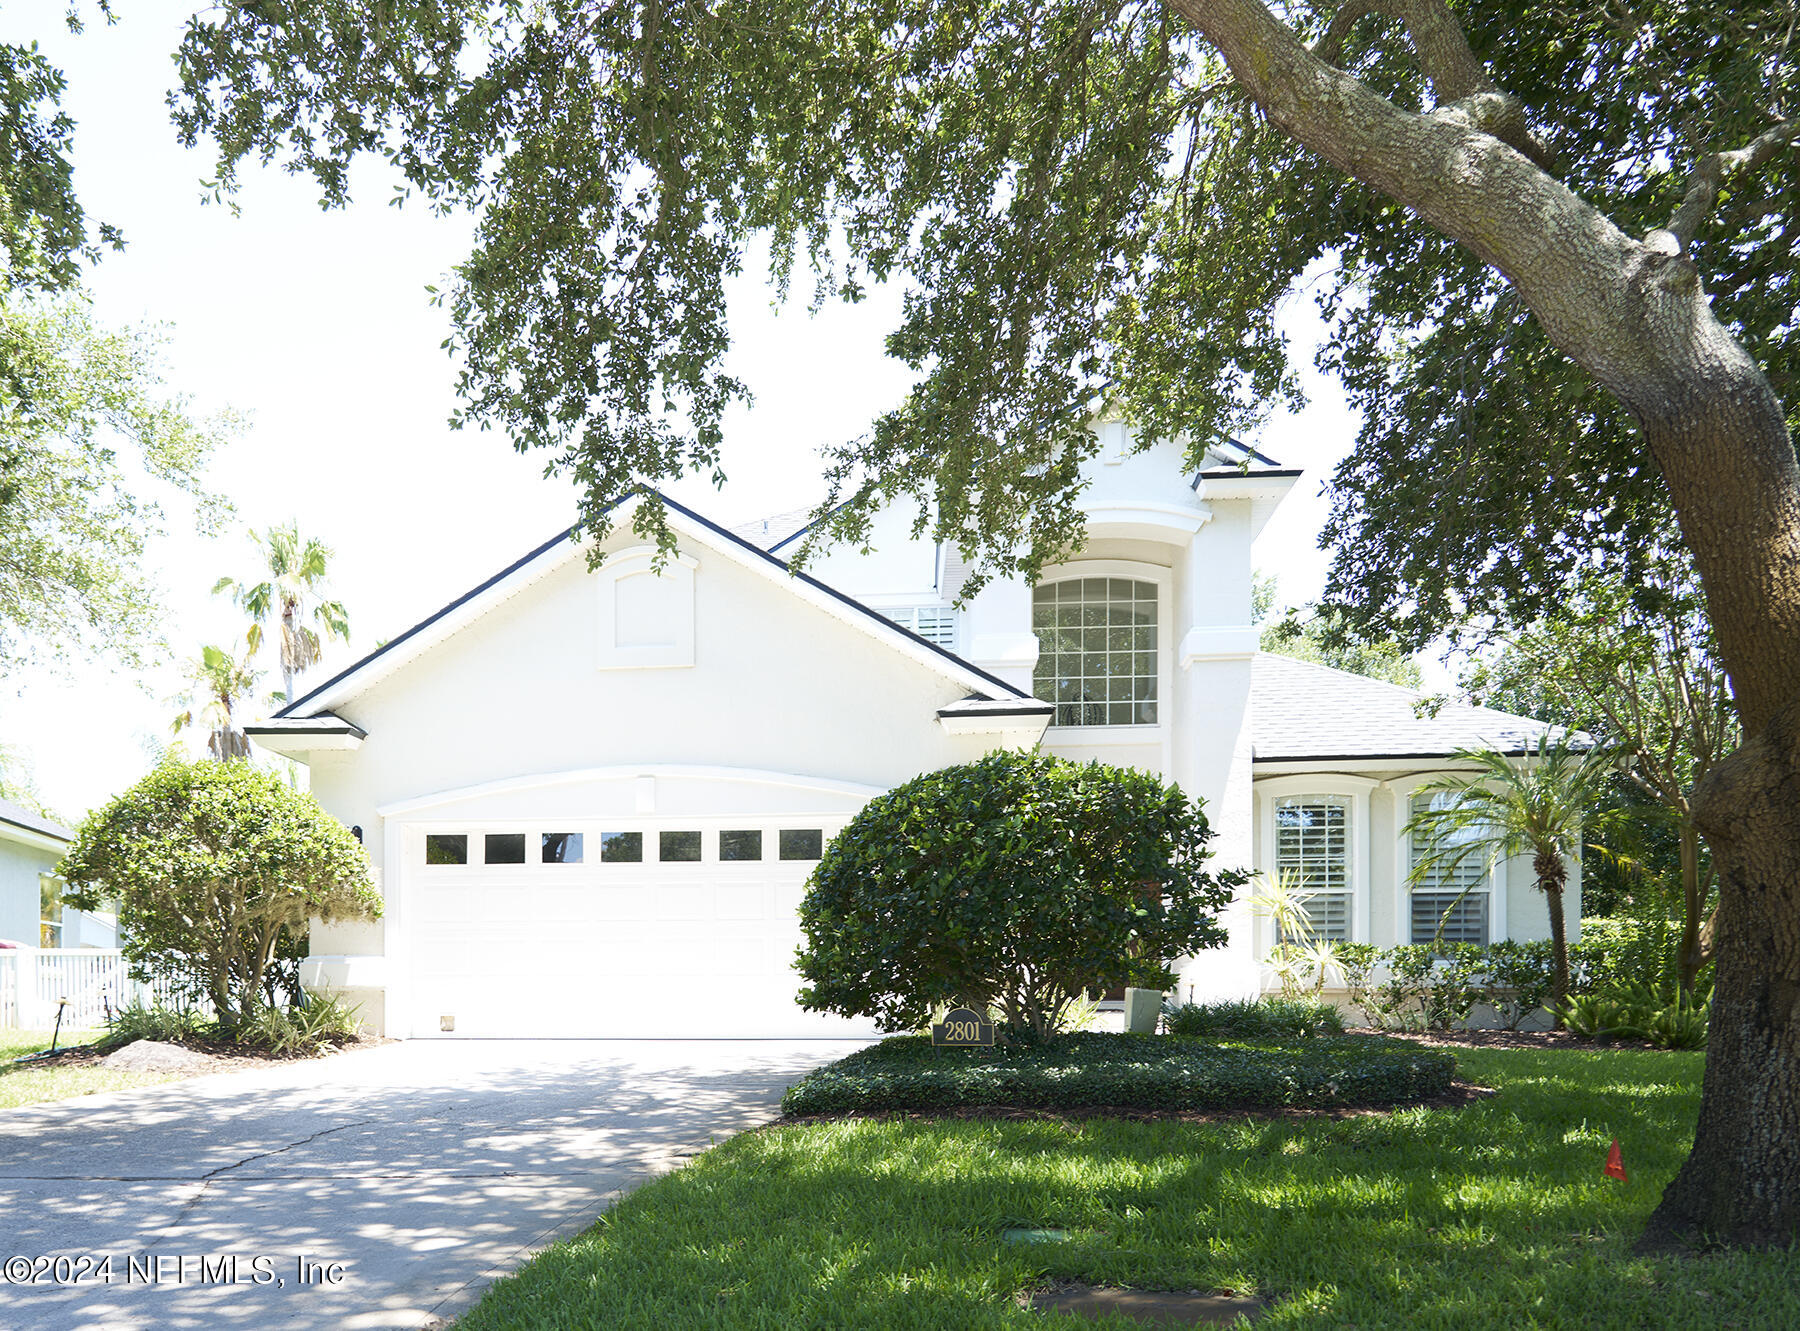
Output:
[[456, 1048, 1799, 1330], [0, 1028, 180, 1109]]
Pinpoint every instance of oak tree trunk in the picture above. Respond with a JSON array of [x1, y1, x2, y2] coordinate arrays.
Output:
[[1677, 825, 1707, 996], [1641, 717, 1800, 1248], [1172, 0, 1800, 1247]]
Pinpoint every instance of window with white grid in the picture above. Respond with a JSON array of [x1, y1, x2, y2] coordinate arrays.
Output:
[[1408, 792, 1491, 946], [1030, 578, 1158, 726], [1273, 796, 1352, 942], [883, 605, 958, 648]]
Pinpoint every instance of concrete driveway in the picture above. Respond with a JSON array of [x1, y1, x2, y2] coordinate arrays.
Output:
[[0, 1038, 866, 1330]]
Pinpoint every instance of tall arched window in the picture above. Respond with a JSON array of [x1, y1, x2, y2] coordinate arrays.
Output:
[[1031, 577, 1158, 726]]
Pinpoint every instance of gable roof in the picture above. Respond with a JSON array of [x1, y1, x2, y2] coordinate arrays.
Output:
[[276, 491, 1032, 721], [1251, 652, 1560, 762], [0, 798, 74, 849]]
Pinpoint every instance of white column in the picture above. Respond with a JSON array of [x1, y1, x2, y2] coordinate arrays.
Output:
[[1173, 499, 1259, 1003]]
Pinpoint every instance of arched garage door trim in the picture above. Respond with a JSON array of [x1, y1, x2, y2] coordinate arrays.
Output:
[[377, 763, 885, 818]]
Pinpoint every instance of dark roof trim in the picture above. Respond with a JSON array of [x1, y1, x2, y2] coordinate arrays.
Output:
[[281, 490, 1030, 717], [766, 499, 849, 556], [660, 492, 1030, 699], [1195, 467, 1304, 481], [245, 717, 369, 740], [1212, 436, 1284, 468], [0, 807, 73, 844], [1253, 748, 1543, 763], [936, 701, 1055, 719], [278, 521, 584, 718]]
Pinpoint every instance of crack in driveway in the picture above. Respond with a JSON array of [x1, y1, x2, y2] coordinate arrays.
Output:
[[145, 1121, 375, 1236], [200, 1120, 374, 1180]]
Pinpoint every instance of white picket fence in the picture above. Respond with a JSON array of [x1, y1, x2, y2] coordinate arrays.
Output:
[[0, 948, 188, 1031]]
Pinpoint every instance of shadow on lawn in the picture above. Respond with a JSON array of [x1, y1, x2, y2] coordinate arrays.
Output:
[[458, 1047, 1800, 1331]]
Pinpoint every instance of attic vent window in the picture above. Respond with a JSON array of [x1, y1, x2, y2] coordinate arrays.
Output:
[[884, 604, 958, 648], [596, 547, 697, 670]]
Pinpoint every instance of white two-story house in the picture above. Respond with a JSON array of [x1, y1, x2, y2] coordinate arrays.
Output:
[[249, 428, 1569, 1037]]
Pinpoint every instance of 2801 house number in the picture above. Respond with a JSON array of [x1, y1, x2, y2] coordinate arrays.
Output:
[[931, 1007, 994, 1048]]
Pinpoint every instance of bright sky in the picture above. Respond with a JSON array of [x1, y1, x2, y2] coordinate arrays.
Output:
[[3, 2, 1366, 822]]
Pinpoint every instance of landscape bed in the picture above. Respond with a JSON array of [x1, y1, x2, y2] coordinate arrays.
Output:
[[779, 1031, 1457, 1117]]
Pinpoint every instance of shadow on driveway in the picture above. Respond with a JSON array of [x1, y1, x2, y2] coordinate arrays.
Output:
[[0, 1038, 867, 1330]]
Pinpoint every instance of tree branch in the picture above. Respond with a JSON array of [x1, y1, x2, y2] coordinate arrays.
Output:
[[1651, 119, 1800, 255], [1307, 0, 1552, 167], [1382, 0, 1489, 103], [1310, 1, 1378, 66]]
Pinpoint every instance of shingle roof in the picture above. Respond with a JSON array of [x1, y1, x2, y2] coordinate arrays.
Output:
[[0, 797, 74, 844], [728, 506, 821, 552], [1251, 652, 1558, 762]]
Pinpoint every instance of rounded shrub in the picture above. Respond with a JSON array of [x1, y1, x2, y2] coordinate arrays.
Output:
[[61, 757, 381, 1038], [795, 750, 1248, 1042]]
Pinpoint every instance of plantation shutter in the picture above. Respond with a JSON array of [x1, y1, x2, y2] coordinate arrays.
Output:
[[1409, 793, 1491, 946], [1273, 796, 1352, 942]]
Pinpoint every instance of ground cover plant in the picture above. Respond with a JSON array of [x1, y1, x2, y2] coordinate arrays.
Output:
[[1162, 998, 1344, 1040], [454, 1048, 1793, 1330], [0, 1029, 178, 1110], [99, 994, 365, 1058], [781, 1032, 1452, 1117]]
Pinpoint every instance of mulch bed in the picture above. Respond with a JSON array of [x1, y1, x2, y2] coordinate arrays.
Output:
[[6, 1034, 385, 1073], [779, 1079, 1496, 1128], [1369, 1027, 1657, 1051]]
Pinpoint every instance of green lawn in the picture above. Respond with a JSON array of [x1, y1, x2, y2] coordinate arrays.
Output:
[[0, 1029, 179, 1109], [457, 1048, 1797, 1330]]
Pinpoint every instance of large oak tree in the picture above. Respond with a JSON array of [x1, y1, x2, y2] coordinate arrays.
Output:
[[170, 1, 1800, 1245]]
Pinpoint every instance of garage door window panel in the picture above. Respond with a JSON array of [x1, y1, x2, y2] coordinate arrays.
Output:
[[660, 830, 703, 862], [779, 829, 823, 860], [484, 833, 527, 865], [542, 832, 584, 863], [602, 832, 644, 863], [720, 830, 763, 861], [425, 834, 468, 866]]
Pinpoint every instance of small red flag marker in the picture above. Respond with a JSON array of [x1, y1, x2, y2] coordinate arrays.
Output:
[[1604, 1138, 1628, 1182]]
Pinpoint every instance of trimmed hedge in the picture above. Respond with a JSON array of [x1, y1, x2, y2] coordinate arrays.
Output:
[[1164, 997, 1345, 1040], [781, 1031, 1455, 1117]]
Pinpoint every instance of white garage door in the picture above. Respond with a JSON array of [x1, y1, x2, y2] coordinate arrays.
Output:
[[403, 819, 871, 1037]]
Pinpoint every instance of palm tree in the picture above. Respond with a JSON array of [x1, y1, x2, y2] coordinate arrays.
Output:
[[214, 523, 352, 704], [1403, 733, 1619, 1018], [171, 645, 261, 761]]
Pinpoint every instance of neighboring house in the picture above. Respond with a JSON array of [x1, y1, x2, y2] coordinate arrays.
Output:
[[248, 428, 1569, 1037], [0, 800, 116, 950]]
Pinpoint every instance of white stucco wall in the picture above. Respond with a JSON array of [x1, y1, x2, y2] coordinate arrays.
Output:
[[0, 841, 59, 946], [304, 523, 1003, 964], [1250, 769, 1583, 960]]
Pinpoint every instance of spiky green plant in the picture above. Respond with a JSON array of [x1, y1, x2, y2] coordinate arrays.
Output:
[[1404, 734, 1621, 1018]]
